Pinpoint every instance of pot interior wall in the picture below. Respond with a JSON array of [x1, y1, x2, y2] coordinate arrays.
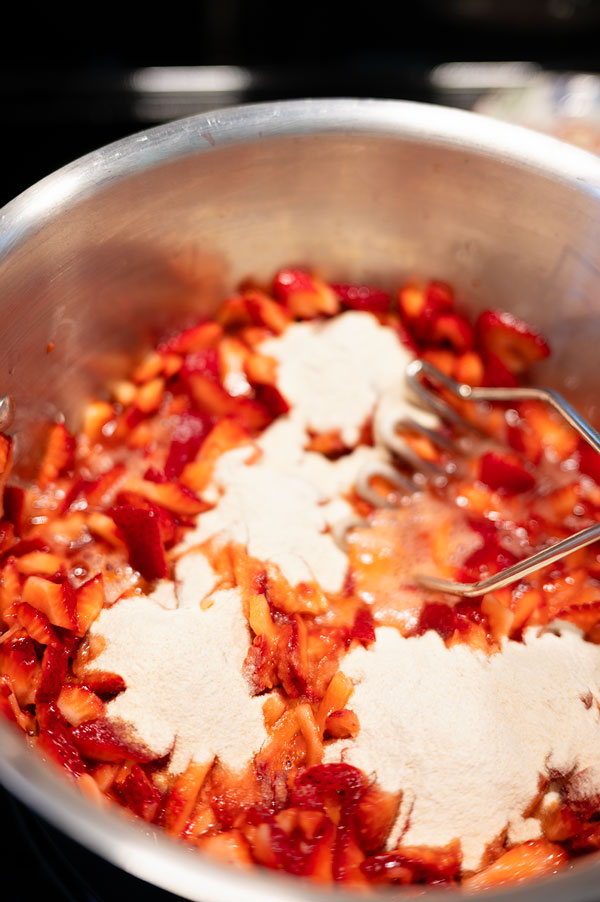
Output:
[[2, 129, 600, 463]]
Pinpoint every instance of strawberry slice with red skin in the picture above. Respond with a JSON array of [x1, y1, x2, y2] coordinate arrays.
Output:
[[158, 320, 223, 356], [21, 575, 78, 631], [272, 267, 315, 303], [84, 465, 126, 510], [482, 351, 519, 388], [15, 601, 61, 647], [428, 312, 475, 353], [3, 485, 25, 533], [70, 718, 157, 763], [164, 411, 213, 479], [361, 840, 462, 885], [0, 633, 40, 706], [331, 283, 391, 313], [36, 643, 69, 703], [350, 608, 376, 647], [75, 574, 105, 637], [38, 423, 75, 488], [110, 505, 167, 581], [79, 670, 126, 700], [578, 437, 600, 484], [57, 684, 105, 726], [294, 764, 366, 812], [356, 785, 401, 855], [459, 538, 519, 584], [37, 702, 87, 777], [116, 763, 162, 821], [0, 520, 15, 556], [399, 281, 454, 343], [476, 309, 550, 375], [0, 435, 14, 517], [479, 451, 535, 494], [253, 384, 290, 419]]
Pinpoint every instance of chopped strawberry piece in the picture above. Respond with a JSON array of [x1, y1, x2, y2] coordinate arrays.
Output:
[[116, 763, 161, 821], [75, 574, 105, 637], [84, 465, 126, 509], [253, 384, 290, 419], [158, 321, 223, 356], [272, 268, 339, 319], [578, 438, 600, 484], [36, 644, 69, 703], [479, 452, 535, 494], [460, 539, 519, 583], [70, 718, 156, 763], [15, 602, 60, 646], [361, 840, 462, 884], [350, 608, 376, 646], [476, 309, 550, 375], [37, 702, 87, 777], [331, 283, 391, 313], [79, 670, 126, 700], [164, 411, 213, 479], [187, 373, 272, 434], [0, 633, 40, 706], [180, 346, 221, 381], [294, 764, 366, 811], [3, 485, 24, 532], [482, 351, 519, 388], [276, 615, 310, 699], [111, 505, 167, 581], [428, 312, 475, 352], [356, 785, 401, 854], [38, 423, 75, 488], [57, 684, 105, 726], [0, 435, 14, 517], [21, 575, 78, 631], [416, 603, 457, 640]]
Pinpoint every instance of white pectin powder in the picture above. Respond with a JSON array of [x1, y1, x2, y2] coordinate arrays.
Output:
[[87, 586, 268, 775], [325, 624, 600, 872], [260, 311, 417, 446]]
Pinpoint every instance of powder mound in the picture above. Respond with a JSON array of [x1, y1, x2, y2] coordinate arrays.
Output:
[[85, 587, 268, 775], [325, 624, 600, 872]]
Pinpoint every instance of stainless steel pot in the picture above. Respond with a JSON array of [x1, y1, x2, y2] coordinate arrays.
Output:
[[2, 98, 600, 901]]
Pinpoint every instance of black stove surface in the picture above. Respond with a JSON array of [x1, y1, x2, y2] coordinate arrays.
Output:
[[1, 785, 183, 902]]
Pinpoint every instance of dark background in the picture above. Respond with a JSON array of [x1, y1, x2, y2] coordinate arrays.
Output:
[[2, 1, 600, 898], [2, 0, 600, 206]]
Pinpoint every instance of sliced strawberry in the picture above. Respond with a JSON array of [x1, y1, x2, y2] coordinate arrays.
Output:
[[84, 465, 126, 509], [416, 603, 457, 640], [79, 670, 126, 700], [0, 520, 15, 556], [158, 321, 223, 356], [479, 451, 535, 494], [57, 684, 105, 726], [15, 602, 61, 646], [0, 633, 40, 706], [399, 281, 454, 342], [245, 290, 293, 334], [361, 840, 462, 884], [37, 702, 87, 777], [70, 718, 156, 763], [36, 643, 69, 703], [0, 557, 21, 617], [350, 608, 376, 647], [272, 268, 339, 319], [460, 540, 519, 584], [464, 839, 566, 890], [356, 785, 401, 854], [116, 763, 161, 821], [293, 764, 366, 812], [3, 485, 25, 533], [164, 411, 213, 479], [482, 351, 519, 388], [38, 423, 75, 488], [578, 437, 600, 484], [428, 312, 474, 352], [187, 373, 272, 434], [276, 614, 310, 699], [324, 709, 360, 739], [331, 283, 391, 313], [111, 505, 167, 581], [21, 575, 78, 631], [163, 759, 213, 835], [0, 435, 14, 517], [253, 384, 290, 419], [75, 574, 105, 637], [119, 477, 209, 518], [476, 309, 550, 375]]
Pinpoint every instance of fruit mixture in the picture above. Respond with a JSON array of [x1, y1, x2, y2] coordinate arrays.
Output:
[[2, 268, 600, 891]]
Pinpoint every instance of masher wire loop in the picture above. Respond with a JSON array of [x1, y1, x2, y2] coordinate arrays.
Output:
[[352, 359, 600, 598]]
